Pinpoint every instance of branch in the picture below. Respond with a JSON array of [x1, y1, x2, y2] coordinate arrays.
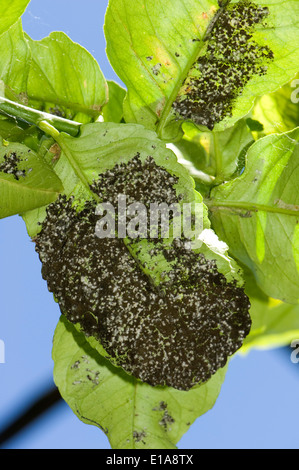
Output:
[[0, 387, 62, 447], [0, 96, 81, 137]]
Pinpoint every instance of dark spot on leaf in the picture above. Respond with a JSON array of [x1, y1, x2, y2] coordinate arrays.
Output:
[[152, 63, 162, 76], [173, 1, 274, 129], [0, 152, 27, 180], [72, 380, 82, 385], [159, 409, 175, 431], [153, 400, 168, 411], [71, 360, 81, 370], [133, 430, 147, 444], [146, 55, 153, 61], [49, 106, 65, 118], [18, 92, 28, 105], [246, 117, 264, 132], [239, 210, 253, 218], [159, 401, 167, 411], [35, 156, 251, 391], [86, 369, 100, 386], [49, 143, 61, 163]]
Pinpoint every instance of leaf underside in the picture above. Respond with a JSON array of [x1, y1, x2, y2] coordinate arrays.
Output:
[[33, 123, 251, 393], [209, 127, 299, 304], [53, 315, 228, 449], [105, 0, 299, 138]]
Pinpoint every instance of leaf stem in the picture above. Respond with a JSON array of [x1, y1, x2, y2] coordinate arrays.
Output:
[[212, 131, 223, 182], [0, 96, 81, 137], [156, 39, 208, 139], [38, 120, 98, 199], [0, 99, 100, 202]]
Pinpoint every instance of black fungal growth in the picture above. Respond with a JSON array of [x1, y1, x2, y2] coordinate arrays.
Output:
[[36, 156, 251, 391], [173, 0, 274, 129], [90, 154, 180, 209], [0, 152, 27, 180]]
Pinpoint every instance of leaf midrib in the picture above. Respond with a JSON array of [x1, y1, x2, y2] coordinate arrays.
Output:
[[207, 199, 299, 217], [156, 38, 207, 138], [156, 0, 219, 137], [28, 92, 102, 116], [0, 175, 60, 194]]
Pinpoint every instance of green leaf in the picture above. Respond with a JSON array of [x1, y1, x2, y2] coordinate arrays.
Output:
[[0, 20, 30, 100], [170, 133, 209, 174], [32, 122, 250, 394], [238, 274, 299, 353], [0, 0, 30, 37], [105, 0, 299, 138], [0, 116, 38, 145], [208, 127, 299, 304], [26, 121, 197, 237], [104, 0, 218, 138], [102, 81, 126, 123], [0, 139, 63, 218], [53, 315, 227, 449], [51, 121, 245, 287], [242, 297, 299, 354], [0, 24, 108, 122], [26, 32, 108, 122], [252, 73, 299, 135], [180, 119, 254, 181], [56, 122, 199, 201]]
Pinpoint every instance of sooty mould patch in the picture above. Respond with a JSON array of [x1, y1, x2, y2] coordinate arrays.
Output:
[[71, 360, 81, 370], [133, 430, 147, 444], [153, 400, 174, 432], [86, 369, 100, 386], [49, 106, 65, 118], [152, 401, 168, 412], [90, 154, 179, 212], [159, 409, 175, 431], [36, 156, 251, 391], [173, 1, 274, 129], [152, 63, 162, 76], [0, 152, 27, 180]]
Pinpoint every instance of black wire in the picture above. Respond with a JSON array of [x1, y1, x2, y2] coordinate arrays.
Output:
[[0, 386, 62, 447], [0, 346, 297, 447]]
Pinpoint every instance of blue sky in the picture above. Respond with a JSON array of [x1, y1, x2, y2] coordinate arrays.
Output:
[[0, 0, 299, 449]]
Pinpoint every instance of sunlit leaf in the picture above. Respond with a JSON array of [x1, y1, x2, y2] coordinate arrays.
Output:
[[0, 139, 63, 218], [53, 315, 227, 449], [0, 0, 30, 37], [209, 127, 299, 304], [105, 0, 299, 138]]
